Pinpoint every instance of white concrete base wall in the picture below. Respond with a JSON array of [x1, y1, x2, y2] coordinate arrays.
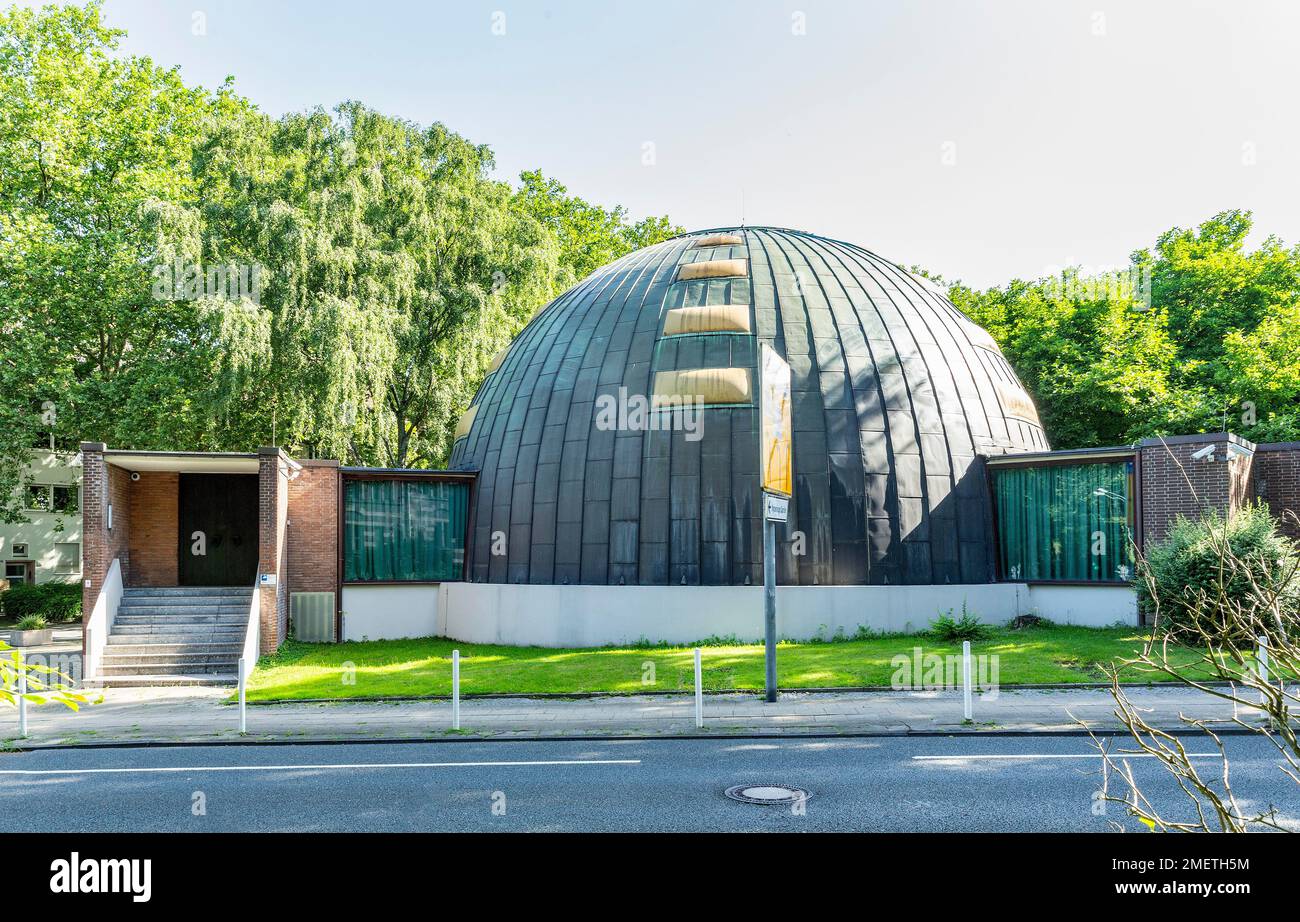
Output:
[[1024, 584, 1138, 628], [432, 581, 1139, 648], [337, 581, 1139, 646], [341, 585, 440, 642], [84, 556, 122, 680]]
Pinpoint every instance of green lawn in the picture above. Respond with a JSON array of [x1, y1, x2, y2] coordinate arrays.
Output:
[[243, 625, 1236, 702]]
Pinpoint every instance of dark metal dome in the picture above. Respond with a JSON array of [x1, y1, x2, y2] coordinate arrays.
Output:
[[450, 227, 1048, 586]]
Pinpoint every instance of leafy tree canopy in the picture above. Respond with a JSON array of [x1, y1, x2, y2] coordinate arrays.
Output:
[[0, 1, 678, 520], [3, 3, 1295, 520], [951, 210, 1300, 449]]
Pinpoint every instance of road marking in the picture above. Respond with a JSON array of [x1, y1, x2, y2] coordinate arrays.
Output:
[[913, 753, 1220, 761], [0, 759, 641, 776]]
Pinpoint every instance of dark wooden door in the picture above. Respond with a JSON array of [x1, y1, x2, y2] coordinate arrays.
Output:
[[177, 474, 259, 586]]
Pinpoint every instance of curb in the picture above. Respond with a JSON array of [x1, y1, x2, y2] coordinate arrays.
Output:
[[1, 724, 1273, 753], [236, 681, 1236, 707]]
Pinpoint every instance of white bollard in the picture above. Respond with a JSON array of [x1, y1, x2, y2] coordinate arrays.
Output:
[[238, 656, 247, 734], [962, 640, 973, 721], [1257, 635, 1270, 708], [694, 648, 703, 729], [17, 653, 28, 739], [452, 649, 461, 730]]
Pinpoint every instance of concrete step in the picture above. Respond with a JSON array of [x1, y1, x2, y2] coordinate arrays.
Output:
[[112, 617, 247, 628], [99, 660, 237, 676], [109, 625, 245, 639], [114, 613, 250, 624], [122, 586, 252, 597], [96, 674, 237, 688], [107, 632, 244, 645], [118, 602, 252, 614], [103, 642, 244, 656], [102, 650, 240, 664], [107, 632, 244, 647]]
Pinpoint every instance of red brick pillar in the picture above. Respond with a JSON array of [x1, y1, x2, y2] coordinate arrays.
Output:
[[1139, 433, 1256, 545], [257, 447, 292, 652], [79, 442, 130, 647]]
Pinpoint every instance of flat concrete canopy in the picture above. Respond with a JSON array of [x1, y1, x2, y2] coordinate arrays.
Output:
[[104, 450, 260, 475]]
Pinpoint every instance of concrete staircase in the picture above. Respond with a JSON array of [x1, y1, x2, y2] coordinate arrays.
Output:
[[101, 586, 253, 687]]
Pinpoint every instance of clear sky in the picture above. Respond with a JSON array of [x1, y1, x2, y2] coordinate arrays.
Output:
[[27, 0, 1300, 287]]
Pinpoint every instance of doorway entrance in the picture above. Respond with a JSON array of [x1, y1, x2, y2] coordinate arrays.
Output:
[[177, 473, 259, 586]]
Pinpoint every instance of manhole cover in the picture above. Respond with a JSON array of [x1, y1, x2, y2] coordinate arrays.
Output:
[[724, 784, 812, 806]]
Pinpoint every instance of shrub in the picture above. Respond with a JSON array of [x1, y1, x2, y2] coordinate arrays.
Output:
[[1, 583, 82, 623], [930, 604, 991, 641], [15, 614, 48, 631], [1138, 503, 1299, 640]]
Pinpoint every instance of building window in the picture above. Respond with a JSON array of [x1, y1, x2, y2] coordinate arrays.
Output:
[[991, 460, 1136, 582], [343, 479, 469, 582], [11, 544, 28, 558], [54, 542, 81, 574], [26, 485, 49, 511], [4, 563, 28, 586], [52, 485, 79, 515], [23, 484, 79, 514]]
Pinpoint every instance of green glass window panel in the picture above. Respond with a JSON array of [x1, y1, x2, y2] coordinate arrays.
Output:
[[992, 461, 1135, 582], [344, 479, 468, 582]]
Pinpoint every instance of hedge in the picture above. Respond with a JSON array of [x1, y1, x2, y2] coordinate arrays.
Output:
[[1138, 502, 1299, 639], [0, 582, 82, 623]]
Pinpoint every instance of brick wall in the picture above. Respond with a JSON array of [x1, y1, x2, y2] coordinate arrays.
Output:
[[1253, 442, 1300, 540], [287, 461, 339, 595], [127, 472, 178, 587], [257, 448, 292, 652], [79, 443, 131, 640], [1138, 433, 1256, 545]]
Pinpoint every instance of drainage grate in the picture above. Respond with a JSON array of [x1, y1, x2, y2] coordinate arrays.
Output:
[[724, 784, 812, 806]]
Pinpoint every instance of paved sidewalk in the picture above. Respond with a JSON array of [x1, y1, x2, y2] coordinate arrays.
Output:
[[2, 683, 1280, 749]]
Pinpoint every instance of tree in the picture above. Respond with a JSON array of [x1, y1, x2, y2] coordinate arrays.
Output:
[[1089, 499, 1299, 832], [0, 0, 226, 500], [193, 103, 565, 468], [952, 210, 1300, 449], [951, 276, 1174, 449], [0, 3, 680, 486]]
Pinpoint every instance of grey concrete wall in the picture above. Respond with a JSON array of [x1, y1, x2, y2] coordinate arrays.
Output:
[[1023, 584, 1138, 627], [427, 582, 1136, 648], [342, 584, 440, 642]]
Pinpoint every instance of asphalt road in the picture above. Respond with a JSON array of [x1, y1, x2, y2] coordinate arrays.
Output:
[[1, 735, 1295, 832]]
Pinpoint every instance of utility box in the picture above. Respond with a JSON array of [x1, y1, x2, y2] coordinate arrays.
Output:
[[291, 592, 337, 643]]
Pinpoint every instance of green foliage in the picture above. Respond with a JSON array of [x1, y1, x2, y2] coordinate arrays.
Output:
[[0, 0, 231, 495], [929, 605, 991, 641], [0, 2, 683, 500], [190, 100, 566, 467], [953, 210, 1300, 448], [1, 639, 94, 710], [1, 583, 82, 622], [14, 614, 47, 631], [1137, 503, 1299, 638], [1009, 613, 1052, 630], [8, 4, 1293, 486]]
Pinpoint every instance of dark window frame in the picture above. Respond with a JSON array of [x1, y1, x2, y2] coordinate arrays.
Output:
[[988, 454, 1140, 584], [339, 471, 474, 586]]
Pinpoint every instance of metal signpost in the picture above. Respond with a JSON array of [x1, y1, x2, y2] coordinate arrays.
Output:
[[758, 345, 793, 703]]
